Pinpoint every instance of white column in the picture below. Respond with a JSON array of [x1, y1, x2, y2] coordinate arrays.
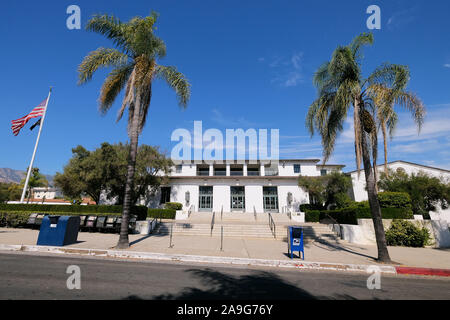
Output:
[[226, 164, 230, 176], [243, 163, 248, 176], [209, 164, 214, 176], [260, 164, 265, 176]]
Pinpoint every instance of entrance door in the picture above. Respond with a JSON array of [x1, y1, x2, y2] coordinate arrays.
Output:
[[198, 186, 213, 212], [230, 186, 245, 211], [263, 187, 279, 212]]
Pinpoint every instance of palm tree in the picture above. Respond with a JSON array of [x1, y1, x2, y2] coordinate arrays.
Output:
[[78, 12, 190, 249], [306, 33, 425, 262], [368, 84, 425, 176]]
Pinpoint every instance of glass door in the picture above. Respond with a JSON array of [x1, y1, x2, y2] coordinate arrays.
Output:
[[199, 186, 213, 212], [230, 186, 245, 211], [263, 186, 279, 212]]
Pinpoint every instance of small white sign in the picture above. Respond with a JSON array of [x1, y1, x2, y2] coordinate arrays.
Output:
[[50, 224, 57, 228]]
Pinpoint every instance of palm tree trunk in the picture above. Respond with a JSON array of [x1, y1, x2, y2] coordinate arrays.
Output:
[[358, 103, 391, 263], [116, 92, 142, 249], [381, 120, 389, 177]]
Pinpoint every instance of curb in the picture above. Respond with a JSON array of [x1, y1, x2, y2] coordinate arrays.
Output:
[[395, 266, 450, 277], [2, 244, 449, 277], [0, 243, 398, 275]]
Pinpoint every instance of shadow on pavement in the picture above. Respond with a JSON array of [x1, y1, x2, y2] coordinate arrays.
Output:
[[120, 268, 357, 300]]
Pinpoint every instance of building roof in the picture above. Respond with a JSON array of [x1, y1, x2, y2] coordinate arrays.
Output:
[[346, 160, 450, 174], [172, 159, 322, 164]]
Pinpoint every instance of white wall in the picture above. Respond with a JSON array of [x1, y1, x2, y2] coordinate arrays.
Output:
[[351, 161, 450, 202]]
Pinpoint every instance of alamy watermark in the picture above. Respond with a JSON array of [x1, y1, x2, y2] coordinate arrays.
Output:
[[171, 121, 279, 165], [366, 5, 381, 30], [66, 5, 81, 30], [66, 265, 81, 290], [366, 265, 381, 290]]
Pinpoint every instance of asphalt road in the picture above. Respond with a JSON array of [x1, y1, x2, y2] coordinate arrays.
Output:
[[0, 252, 449, 300]]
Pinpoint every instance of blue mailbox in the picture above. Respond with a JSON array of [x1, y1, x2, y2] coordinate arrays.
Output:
[[37, 215, 80, 246], [287, 226, 304, 260]]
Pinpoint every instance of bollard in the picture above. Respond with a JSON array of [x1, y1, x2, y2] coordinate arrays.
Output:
[[169, 223, 173, 248], [220, 226, 223, 251]]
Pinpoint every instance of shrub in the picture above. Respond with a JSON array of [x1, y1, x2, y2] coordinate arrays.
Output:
[[305, 210, 320, 222], [316, 206, 413, 225], [385, 220, 430, 247], [0, 204, 148, 220], [377, 192, 412, 209], [147, 208, 176, 219], [164, 202, 183, 210]]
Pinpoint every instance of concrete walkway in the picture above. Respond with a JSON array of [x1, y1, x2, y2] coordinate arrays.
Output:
[[1, 227, 449, 270]]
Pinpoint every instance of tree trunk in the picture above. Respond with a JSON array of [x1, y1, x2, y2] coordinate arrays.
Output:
[[116, 93, 142, 249], [358, 107, 392, 263], [381, 120, 389, 177]]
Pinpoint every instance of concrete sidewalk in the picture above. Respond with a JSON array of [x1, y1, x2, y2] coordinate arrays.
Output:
[[1, 227, 449, 271]]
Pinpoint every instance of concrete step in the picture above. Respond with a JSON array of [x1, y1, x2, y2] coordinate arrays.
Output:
[[154, 222, 340, 242]]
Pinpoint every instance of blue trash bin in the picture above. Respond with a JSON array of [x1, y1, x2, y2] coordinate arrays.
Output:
[[37, 215, 80, 246], [287, 226, 304, 260]]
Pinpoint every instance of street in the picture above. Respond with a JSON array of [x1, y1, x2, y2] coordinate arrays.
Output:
[[0, 252, 449, 300]]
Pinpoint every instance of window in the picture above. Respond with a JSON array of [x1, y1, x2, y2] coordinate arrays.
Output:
[[265, 164, 279, 176], [214, 167, 226, 176], [160, 187, 171, 204], [294, 164, 301, 174], [197, 167, 210, 176], [320, 169, 327, 176], [175, 165, 182, 173]]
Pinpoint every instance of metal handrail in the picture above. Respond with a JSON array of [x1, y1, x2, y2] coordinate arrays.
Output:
[[221, 205, 223, 220], [210, 211, 215, 236], [188, 205, 194, 218], [323, 212, 341, 238], [286, 206, 292, 220], [268, 213, 276, 239], [253, 206, 257, 221]]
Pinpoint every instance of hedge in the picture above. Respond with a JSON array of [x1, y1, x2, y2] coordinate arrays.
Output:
[[0, 204, 148, 220], [147, 208, 176, 219], [305, 210, 320, 222], [377, 192, 412, 209], [164, 202, 183, 211], [305, 206, 414, 225]]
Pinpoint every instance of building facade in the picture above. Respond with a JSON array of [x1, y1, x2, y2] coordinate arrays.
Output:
[[147, 159, 345, 213], [349, 160, 450, 202]]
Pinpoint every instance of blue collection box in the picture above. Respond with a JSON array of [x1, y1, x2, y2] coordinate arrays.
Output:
[[287, 226, 304, 260], [37, 215, 80, 246]]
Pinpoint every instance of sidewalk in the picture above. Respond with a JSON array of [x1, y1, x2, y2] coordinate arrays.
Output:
[[1, 227, 449, 275]]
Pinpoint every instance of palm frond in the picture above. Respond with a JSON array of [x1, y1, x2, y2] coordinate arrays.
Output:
[[155, 65, 191, 108], [349, 32, 374, 61], [99, 64, 134, 114], [78, 48, 128, 85], [86, 14, 132, 55]]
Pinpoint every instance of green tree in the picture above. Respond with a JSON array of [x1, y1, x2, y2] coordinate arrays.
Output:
[[20, 168, 48, 203], [305, 33, 425, 262], [78, 12, 190, 249], [298, 172, 352, 209], [54, 144, 120, 204], [106, 143, 173, 205], [378, 169, 450, 217], [54, 143, 172, 206]]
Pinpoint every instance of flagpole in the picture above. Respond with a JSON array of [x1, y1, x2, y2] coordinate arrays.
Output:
[[20, 87, 52, 203]]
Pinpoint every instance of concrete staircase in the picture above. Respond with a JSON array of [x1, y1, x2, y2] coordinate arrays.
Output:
[[154, 212, 341, 243]]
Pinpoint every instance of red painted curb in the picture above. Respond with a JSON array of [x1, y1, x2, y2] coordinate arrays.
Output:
[[395, 266, 450, 277]]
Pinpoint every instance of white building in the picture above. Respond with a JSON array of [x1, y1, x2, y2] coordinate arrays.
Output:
[[31, 187, 63, 200], [147, 159, 344, 213], [349, 160, 450, 202]]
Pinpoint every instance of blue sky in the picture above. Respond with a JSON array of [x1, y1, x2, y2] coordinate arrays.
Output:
[[1, 0, 449, 175]]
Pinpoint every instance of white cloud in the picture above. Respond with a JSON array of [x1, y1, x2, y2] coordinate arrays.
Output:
[[444, 64, 450, 68], [261, 52, 304, 87]]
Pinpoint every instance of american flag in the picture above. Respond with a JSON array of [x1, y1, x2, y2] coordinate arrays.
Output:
[[11, 98, 48, 136]]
